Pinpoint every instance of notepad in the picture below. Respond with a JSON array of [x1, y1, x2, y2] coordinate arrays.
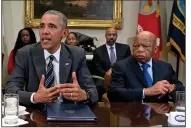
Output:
[[46, 103, 97, 122]]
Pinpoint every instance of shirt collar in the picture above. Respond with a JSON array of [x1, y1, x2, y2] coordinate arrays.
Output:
[[138, 58, 153, 68], [106, 43, 116, 50], [44, 45, 61, 63]]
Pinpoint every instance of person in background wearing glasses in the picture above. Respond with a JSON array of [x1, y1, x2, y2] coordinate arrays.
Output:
[[6, 10, 98, 107], [108, 31, 185, 102]]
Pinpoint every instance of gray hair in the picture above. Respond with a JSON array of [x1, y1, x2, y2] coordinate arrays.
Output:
[[43, 10, 67, 28]]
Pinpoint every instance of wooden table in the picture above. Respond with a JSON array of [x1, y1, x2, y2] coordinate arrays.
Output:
[[21, 102, 174, 127]]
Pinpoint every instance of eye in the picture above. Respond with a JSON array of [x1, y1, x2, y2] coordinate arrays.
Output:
[[49, 24, 56, 29], [39, 24, 44, 28]]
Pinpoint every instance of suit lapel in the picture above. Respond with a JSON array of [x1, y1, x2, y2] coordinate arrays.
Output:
[[103, 45, 111, 66], [115, 43, 120, 61], [130, 57, 148, 87], [59, 44, 72, 84], [31, 44, 46, 80], [152, 59, 159, 84]]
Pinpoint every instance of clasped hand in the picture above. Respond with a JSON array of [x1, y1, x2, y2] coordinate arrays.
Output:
[[144, 80, 175, 97], [33, 72, 87, 103]]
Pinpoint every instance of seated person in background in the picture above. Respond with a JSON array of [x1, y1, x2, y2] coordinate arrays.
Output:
[[108, 31, 185, 102], [65, 32, 78, 46], [92, 27, 131, 100], [6, 10, 98, 107], [92, 27, 131, 77], [8, 27, 37, 75]]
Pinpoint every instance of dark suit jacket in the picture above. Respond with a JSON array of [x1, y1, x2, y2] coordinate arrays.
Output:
[[92, 43, 131, 77], [108, 56, 185, 102], [6, 43, 98, 106]]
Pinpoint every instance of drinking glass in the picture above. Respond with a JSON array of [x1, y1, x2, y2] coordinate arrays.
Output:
[[175, 91, 185, 112], [4, 94, 19, 124]]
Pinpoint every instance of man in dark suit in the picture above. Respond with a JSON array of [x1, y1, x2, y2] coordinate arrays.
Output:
[[92, 27, 131, 100], [6, 10, 98, 106], [92, 27, 131, 77], [108, 31, 185, 102]]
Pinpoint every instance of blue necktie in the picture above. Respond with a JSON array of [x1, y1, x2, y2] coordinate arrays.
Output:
[[45, 55, 55, 88], [142, 64, 152, 87], [110, 46, 116, 66], [144, 105, 151, 120]]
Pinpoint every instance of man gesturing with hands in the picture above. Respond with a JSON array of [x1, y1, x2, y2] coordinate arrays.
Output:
[[6, 10, 98, 106]]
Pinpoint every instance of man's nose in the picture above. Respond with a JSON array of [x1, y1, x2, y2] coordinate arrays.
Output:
[[42, 26, 50, 34], [137, 46, 144, 52]]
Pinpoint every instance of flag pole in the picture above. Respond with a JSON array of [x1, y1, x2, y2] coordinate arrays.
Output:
[[176, 54, 180, 77]]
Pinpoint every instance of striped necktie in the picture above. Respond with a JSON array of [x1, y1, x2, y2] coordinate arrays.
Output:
[[110, 46, 116, 66], [45, 55, 55, 88]]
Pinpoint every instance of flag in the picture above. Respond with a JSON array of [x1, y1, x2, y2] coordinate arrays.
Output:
[[137, 0, 162, 59], [167, 0, 185, 62]]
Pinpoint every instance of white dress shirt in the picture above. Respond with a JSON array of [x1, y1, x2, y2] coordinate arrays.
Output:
[[30, 45, 61, 103], [106, 43, 117, 61], [138, 58, 153, 99]]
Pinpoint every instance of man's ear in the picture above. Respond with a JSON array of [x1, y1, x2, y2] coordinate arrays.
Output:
[[63, 28, 69, 38], [154, 45, 158, 53]]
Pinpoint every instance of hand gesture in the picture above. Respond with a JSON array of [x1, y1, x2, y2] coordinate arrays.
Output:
[[60, 72, 87, 102], [33, 75, 60, 103]]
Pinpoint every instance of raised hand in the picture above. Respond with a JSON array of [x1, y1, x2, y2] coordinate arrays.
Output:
[[33, 75, 60, 103], [60, 72, 87, 102]]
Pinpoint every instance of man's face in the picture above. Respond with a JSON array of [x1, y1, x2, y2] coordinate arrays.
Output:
[[39, 14, 66, 53], [133, 36, 156, 63], [105, 28, 117, 46]]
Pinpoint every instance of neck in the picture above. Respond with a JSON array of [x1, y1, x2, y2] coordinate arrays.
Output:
[[47, 44, 61, 54]]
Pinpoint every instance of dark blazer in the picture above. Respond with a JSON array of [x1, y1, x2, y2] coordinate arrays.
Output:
[[6, 43, 98, 106], [92, 43, 131, 77], [108, 56, 185, 102]]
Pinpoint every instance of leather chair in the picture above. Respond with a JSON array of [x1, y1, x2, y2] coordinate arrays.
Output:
[[102, 69, 112, 103]]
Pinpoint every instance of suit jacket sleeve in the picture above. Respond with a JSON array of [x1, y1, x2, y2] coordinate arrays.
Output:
[[92, 50, 106, 77], [108, 62, 143, 102], [167, 64, 185, 101], [168, 64, 185, 91], [6, 49, 33, 106], [77, 49, 98, 104]]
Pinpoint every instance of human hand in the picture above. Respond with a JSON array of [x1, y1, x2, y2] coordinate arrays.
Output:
[[60, 72, 87, 102], [144, 80, 171, 96], [33, 75, 60, 103]]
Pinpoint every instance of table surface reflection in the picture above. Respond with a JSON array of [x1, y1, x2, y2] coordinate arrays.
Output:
[[22, 102, 174, 127]]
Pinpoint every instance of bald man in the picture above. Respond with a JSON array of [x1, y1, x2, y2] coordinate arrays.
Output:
[[92, 27, 131, 100], [108, 31, 185, 102], [93, 27, 131, 77]]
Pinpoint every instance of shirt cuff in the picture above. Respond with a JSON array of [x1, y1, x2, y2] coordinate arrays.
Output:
[[142, 88, 145, 99], [30, 93, 37, 104]]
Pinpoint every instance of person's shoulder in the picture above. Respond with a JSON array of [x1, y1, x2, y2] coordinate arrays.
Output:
[[153, 59, 172, 67], [18, 42, 39, 52], [95, 44, 106, 51], [116, 42, 130, 48], [114, 56, 132, 67], [63, 43, 85, 55]]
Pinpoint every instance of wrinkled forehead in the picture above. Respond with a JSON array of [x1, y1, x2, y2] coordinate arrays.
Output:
[[40, 14, 63, 26], [135, 35, 155, 45]]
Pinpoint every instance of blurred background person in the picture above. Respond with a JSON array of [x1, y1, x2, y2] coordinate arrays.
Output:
[[8, 27, 37, 75], [65, 32, 78, 46]]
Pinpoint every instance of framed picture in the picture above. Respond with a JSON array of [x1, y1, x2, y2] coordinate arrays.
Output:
[[25, 0, 122, 29]]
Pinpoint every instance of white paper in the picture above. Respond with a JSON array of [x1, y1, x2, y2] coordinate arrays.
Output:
[[168, 112, 185, 126]]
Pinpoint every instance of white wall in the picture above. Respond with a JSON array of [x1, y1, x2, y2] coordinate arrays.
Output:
[[2, 1, 185, 86]]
